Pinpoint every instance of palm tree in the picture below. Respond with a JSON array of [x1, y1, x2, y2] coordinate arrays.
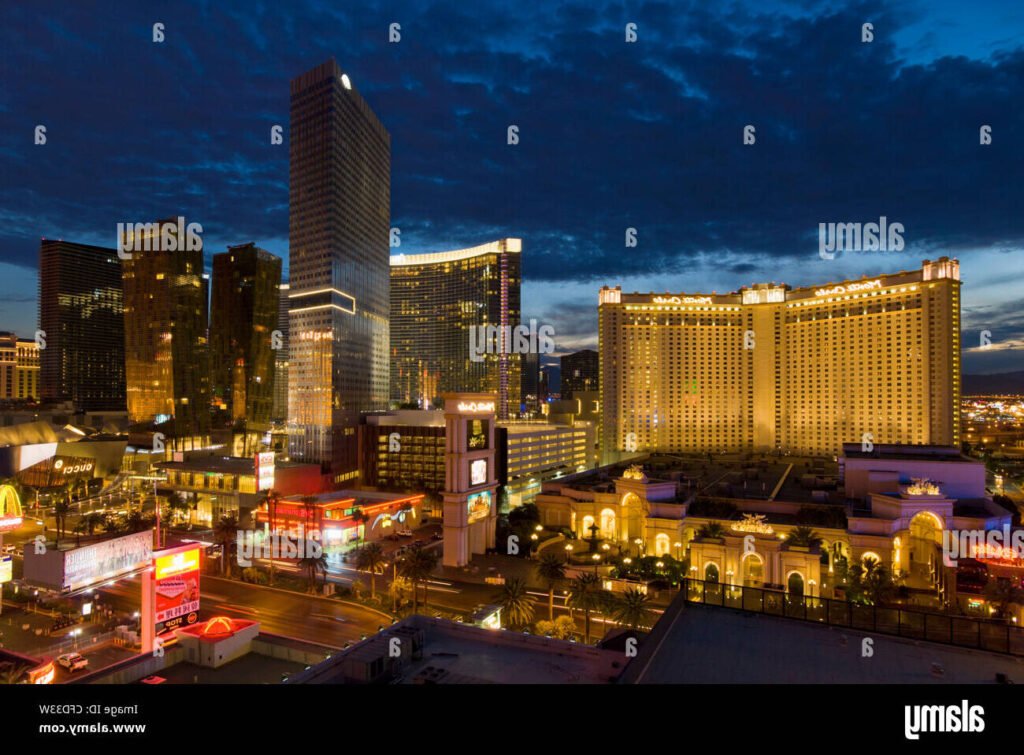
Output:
[[786, 526, 823, 549], [125, 509, 147, 533], [54, 497, 70, 543], [536, 553, 566, 621], [262, 489, 282, 586], [299, 495, 319, 539], [613, 587, 653, 630], [493, 577, 535, 629], [351, 507, 369, 543], [569, 572, 606, 644], [983, 577, 1024, 621], [214, 514, 240, 577], [353, 542, 386, 600], [298, 550, 328, 592], [696, 522, 726, 540], [0, 663, 28, 684], [400, 543, 439, 614]]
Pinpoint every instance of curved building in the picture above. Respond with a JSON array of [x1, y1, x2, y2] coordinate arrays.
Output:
[[390, 239, 522, 418]]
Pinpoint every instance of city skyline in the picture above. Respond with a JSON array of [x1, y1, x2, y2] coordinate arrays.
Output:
[[0, 1, 1022, 372]]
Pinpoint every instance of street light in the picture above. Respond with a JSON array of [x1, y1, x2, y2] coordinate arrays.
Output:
[[564, 543, 573, 563]]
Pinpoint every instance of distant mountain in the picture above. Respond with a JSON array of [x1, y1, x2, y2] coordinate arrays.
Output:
[[963, 371, 1024, 396]]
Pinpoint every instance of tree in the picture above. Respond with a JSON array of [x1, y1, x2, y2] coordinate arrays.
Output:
[[613, 587, 654, 630], [261, 489, 282, 586], [299, 495, 319, 539], [983, 577, 1024, 621], [786, 526, 823, 549], [536, 553, 566, 621], [400, 543, 439, 614], [535, 615, 576, 640], [569, 572, 607, 644], [493, 577, 535, 629], [125, 509, 147, 533], [350, 507, 369, 543], [0, 663, 28, 684], [54, 498, 70, 543], [836, 557, 901, 605], [389, 576, 413, 612], [298, 548, 328, 592], [353, 542, 386, 601], [214, 515, 240, 577], [696, 522, 726, 540]]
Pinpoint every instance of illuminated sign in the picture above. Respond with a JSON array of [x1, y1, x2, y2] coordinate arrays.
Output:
[[0, 484, 23, 531], [652, 295, 713, 305], [53, 458, 95, 476], [470, 459, 488, 486], [457, 401, 495, 413], [730, 513, 775, 535], [62, 530, 152, 592], [467, 491, 492, 523], [154, 547, 201, 625], [255, 452, 275, 491], [813, 279, 882, 297], [0, 555, 11, 583]]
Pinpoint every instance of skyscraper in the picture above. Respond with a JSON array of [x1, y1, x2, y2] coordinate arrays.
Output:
[[561, 349, 598, 399], [121, 218, 210, 446], [390, 239, 522, 418], [288, 60, 391, 481], [599, 258, 961, 456], [38, 240, 125, 410], [272, 282, 290, 422], [209, 243, 282, 432]]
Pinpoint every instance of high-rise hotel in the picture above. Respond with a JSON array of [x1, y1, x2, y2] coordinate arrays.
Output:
[[288, 60, 391, 481], [600, 258, 961, 456], [390, 239, 522, 419]]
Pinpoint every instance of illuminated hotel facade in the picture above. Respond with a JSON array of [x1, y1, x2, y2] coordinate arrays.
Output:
[[600, 258, 961, 456], [390, 239, 522, 419], [288, 60, 391, 481]]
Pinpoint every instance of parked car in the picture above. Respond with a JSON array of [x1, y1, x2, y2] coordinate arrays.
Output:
[[430, 532, 443, 541], [140, 675, 166, 685], [57, 653, 89, 672], [398, 530, 414, 538]]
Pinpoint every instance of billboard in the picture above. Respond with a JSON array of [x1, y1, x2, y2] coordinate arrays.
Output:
[[0, 555, 11, 584], [255, 451, 275, 491], [0, 485, 23, 531], [467, 490, 491, 523], [61, 530, 152, 592], [470, 459, 487, 486], [154, 547, 200, 625]]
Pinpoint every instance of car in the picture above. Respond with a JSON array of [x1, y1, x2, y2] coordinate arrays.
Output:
[[430, 533, 443, 541], [140, 675, 166, 685], [398, 530, 414, 538], [57, 653, 89, 672]]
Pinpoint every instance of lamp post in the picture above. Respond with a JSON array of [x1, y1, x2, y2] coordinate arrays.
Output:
[[564, 543, 573, 564]]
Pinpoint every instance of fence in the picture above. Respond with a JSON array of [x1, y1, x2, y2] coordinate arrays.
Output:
[[682, 578, 1024, 657]]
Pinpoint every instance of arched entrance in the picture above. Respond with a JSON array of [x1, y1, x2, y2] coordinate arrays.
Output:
[[787, 571, 805, 596], [908, 511, 943, 587], [581, 515, 595, 539], [704, 562, 720, 583], [741, 552, 764, 587], [654, 534, 671, 557], [599, 508, 617, 541]]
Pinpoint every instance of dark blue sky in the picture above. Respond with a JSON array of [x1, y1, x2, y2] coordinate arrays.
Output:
[[1, 0, 1022, 372]]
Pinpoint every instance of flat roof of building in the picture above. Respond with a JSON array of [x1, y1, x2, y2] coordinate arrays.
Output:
[[157, 456, 314, 474], [621, 600, 1023, 684], [292, 615, 624, 684], [841, 443, 975, 463]]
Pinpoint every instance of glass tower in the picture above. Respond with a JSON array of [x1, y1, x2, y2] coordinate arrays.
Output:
[[288, 60, 391, 480], [38, 240, 125, 411], [390, 239, 522, 418]]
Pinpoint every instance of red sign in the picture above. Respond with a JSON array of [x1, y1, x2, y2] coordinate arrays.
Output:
[[154, 547, 200, 625]]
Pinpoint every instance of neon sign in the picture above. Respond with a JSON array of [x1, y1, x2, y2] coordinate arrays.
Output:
[[652, 296, 713, 305], [814, 279, 882, 297], [0, 484, 23, 531], [457, 401, 495, 413]]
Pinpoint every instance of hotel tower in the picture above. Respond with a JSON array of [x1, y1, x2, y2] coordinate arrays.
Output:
[[288, 60, 391, 481], [599, 258, 961, 456], [390, 239, 522, 419]]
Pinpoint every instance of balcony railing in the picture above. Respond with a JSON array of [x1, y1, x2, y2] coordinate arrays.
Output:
[[682, 577, 1024, 657]]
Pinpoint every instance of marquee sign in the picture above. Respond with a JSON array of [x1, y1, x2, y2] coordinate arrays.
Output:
[[652, 295, 713, 305], [0, 485, 23, 531], [457, 401, 495, 413], [813, 279, 882, 298]]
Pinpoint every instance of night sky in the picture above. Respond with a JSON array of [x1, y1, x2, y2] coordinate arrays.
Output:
[[1, 0, 1022, 372]]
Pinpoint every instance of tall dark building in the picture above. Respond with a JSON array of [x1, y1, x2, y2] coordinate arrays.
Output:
[[561, 349, 598, 399], [390, 239, 522, 418], [209, 244, 282, 431], [522, 350, 540, 414], [121, 218, 210, 445], [288, 59, 391, 482], [38, 240, 125, 411], [272, 282, 290, 422]]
